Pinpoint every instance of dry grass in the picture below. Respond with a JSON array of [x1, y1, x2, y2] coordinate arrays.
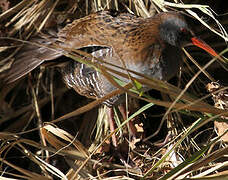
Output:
[[0, 0, 228, 179]]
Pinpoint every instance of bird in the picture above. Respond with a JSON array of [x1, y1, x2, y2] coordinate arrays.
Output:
[[0, 10, 218, 147]]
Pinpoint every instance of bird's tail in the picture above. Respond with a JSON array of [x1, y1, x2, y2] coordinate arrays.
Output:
[[0, 32, 63, 83]]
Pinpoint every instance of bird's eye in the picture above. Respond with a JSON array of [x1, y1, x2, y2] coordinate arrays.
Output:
[[179, 27, 191, 39], [180, 28, 187, 33]]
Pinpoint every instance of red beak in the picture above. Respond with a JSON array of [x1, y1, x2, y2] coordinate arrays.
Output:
[[191, 37, 218, 57]]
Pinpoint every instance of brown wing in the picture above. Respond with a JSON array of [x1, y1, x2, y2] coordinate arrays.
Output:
[[1, 34, 63, 83], [58, 11, 143, 50], [1, 11, 122, 83], [1, 11, 158, 83]]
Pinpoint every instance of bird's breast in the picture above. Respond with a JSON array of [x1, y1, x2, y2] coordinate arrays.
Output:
[[124, 44, 183, 81]]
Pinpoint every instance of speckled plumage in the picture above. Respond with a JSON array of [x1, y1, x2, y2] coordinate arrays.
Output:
[[2, 11, 193, 106], [1, 10, 218, 146], [57, 11, 188, 106]]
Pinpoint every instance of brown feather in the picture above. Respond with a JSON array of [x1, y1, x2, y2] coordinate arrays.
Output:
[[1, 11, 194, 105]]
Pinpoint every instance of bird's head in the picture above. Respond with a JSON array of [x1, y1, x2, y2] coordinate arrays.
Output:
[[158, 12, 218, 57]]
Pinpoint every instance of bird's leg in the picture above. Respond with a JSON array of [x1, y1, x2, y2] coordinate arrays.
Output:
[[107, 103, 138, 146], [107, 107, 118, 147], [118, 103, 137, 139], [153, 132, 172, 147], [107, 106, 133, 167]]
